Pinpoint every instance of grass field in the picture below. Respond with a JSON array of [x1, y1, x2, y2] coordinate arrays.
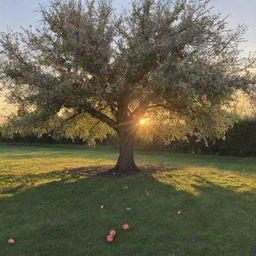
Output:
[[1, 144, 256, 256]]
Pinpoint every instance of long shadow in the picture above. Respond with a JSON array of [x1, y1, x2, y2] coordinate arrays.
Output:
[[1, 169, 256, 256], [136, 152, 256, 173], [0, 166, 111, 196]]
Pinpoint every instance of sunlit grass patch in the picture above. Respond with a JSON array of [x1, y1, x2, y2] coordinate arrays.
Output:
[[154, 167, 256, 196]]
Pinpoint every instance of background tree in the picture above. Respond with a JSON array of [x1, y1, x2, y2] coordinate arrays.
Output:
[[0, 0, 255, 174]]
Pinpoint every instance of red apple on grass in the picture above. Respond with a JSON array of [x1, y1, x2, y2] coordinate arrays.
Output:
[[8, 239, 15, 244], [109, 230, 117, 237], [106, 235, 114, 242], [121, 224, 130, 230]]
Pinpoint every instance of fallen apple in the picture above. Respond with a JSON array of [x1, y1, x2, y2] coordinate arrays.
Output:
[[109, 230, 117, 237], [8, 239, 15, 244], [121, 224, 130, 230], [106, 235, 114, 242]]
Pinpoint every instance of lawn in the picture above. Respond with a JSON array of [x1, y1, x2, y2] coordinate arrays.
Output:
[[0, 144, 256, 256]]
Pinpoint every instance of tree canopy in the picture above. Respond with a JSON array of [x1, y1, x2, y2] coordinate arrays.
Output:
[[0, 0, 255, 173]]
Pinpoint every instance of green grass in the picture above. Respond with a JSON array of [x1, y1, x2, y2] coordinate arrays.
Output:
[[1, 144, 256, 256]]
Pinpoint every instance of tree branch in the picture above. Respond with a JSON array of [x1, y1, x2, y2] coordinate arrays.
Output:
[[61, 111, 84, 126], [82, 104, 118, 130]]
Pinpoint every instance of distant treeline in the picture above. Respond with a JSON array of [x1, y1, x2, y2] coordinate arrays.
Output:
[[138, 119, 256, 157], [1, 119, 256, 157]]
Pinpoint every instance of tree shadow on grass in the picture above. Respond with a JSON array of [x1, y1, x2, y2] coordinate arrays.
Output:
[[136, 151, 256, 174], [0, 165, 176, 196], [0, 168, 256, 256], [0, 166, 112, 196]]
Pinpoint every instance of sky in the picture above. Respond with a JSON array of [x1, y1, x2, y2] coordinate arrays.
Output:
[[0, 0, 255, 57]]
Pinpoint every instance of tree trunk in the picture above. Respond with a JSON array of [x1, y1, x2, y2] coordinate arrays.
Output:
[[110, 129, 140, 175]]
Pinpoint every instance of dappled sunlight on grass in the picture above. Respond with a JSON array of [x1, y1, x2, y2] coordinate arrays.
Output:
[[0, 171, 92, 198], [154, 167, 256, 196], [136, 152, 256, 173], [1, 145, 256, 199], [0, 164, 109, 199], [0, 146, 118, 198]]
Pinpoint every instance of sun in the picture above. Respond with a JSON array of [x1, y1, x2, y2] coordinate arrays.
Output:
[[139, 119, 146, 125]]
